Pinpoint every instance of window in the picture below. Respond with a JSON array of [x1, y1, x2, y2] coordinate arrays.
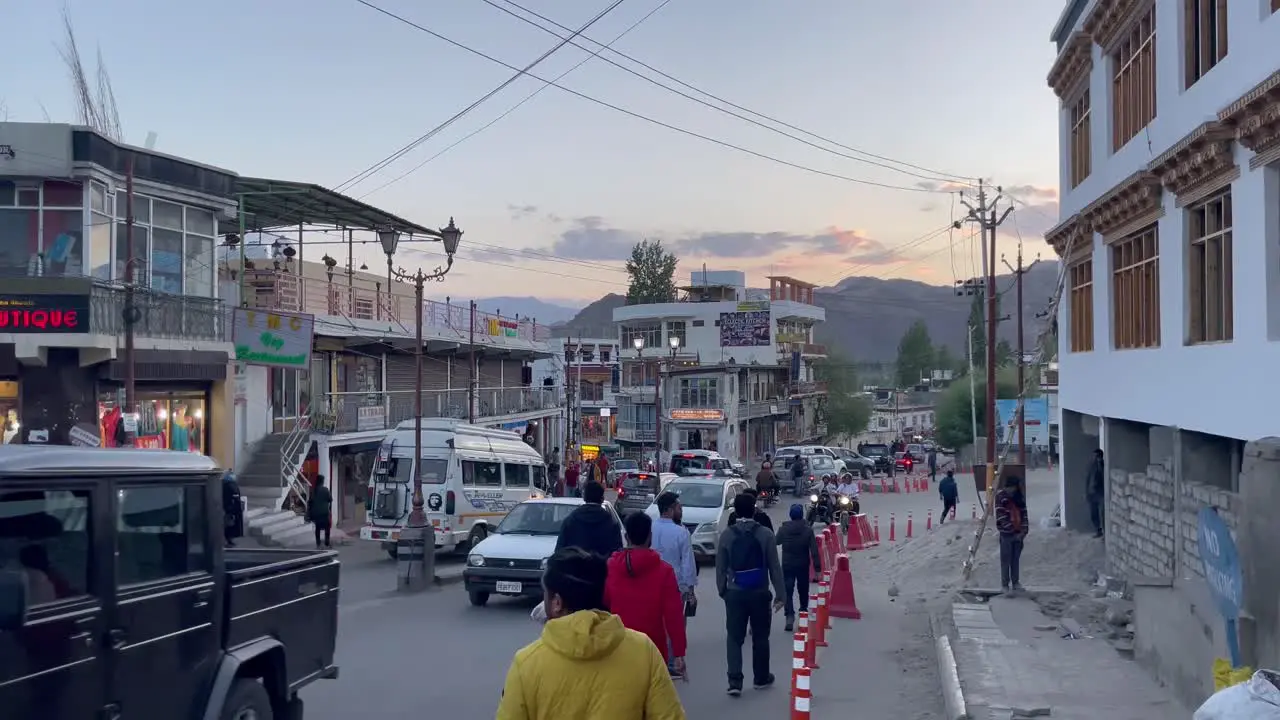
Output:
[[579, 380, 605, 402], [116, 485, 208, 585], [532, 465, 547, 492], [1069, 259, 1095, 352], [1112, 5, 1157, 150], [678, 377, 719, 408], [624, 361, 654, 387], [1184, 0, 1227, 87], [1188, 190, 1233, 343], [462, 460, 502, 487], [151, 227, 184, 294], [1069, 89, 1092, 188], [0, 489, 91, 605], [116, 223, 150, 286], [666, 321, 687, 350], [1111, 225, 1161, 349], [504, 464, 530, 488], [89, 212, 112, 281], [620, 324, 661, 352]]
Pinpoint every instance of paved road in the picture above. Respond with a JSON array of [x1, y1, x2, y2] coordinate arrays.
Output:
[[306, 499, 948, 719]]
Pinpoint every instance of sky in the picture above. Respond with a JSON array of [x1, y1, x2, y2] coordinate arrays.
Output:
[[2, 0, 1065, 306]]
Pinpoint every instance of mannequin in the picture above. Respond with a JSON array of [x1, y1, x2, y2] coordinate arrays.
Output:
[[170, 405, 190, 452]]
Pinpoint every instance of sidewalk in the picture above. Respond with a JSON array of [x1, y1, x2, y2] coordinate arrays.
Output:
[[943, 595, 1187, 719]]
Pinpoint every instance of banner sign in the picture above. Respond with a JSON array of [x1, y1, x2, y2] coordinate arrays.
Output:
[[994, 398, 1050, 448], [487, 318, 519, 337], [719, 310, 771, 347], [232, 308, 315, 369], [0, 293, 90, 333]]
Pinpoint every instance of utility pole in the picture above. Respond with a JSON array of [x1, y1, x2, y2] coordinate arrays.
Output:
[[123, 154, 138, 446], [575, 338, 584, 456], [1003, 248, 1041, 465], [468, 300, 477, 423], [960, 180, 1012, 502], [966, 324, 978, 459]]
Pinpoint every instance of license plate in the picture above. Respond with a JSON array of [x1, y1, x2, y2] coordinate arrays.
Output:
[[495, 581, 522, 594]]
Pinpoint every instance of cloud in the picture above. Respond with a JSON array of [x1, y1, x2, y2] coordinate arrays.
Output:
[[916, 180, 971, 193], [1003, 184, 1058, 201], [507, 203, 539, 220]]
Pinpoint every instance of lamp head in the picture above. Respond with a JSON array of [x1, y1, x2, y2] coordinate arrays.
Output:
[[439, 218, 463, 257], [632, 337, 644, 351], [377, 228, 401, 257]]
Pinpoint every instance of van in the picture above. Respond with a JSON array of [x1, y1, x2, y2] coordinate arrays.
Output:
[[358, 418, 546, 558], [668, 449, 733, 476]]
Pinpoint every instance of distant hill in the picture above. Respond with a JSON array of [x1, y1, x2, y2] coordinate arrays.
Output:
[[550, 293, 627, 338], [470, 297, 582, 325]]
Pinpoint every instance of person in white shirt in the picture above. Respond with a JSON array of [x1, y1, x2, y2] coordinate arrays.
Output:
[[835, 473, 860, 499]]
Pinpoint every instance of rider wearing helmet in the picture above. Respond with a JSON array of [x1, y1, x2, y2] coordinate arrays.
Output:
[[835, 472, 859, 498], [755, 462, 777, 494]]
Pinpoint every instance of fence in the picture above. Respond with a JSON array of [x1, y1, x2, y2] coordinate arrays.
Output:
[[318, 386, 563, 433]]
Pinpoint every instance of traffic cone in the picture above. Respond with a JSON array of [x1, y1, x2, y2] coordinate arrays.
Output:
[[828, 553, 862, 620], [824, 527, 837, 569], [799, 609, 817, 668], [813, 588, 828, 648], [907, 511, 914, 538], [846, 513, 877, 550], [815, 532, 828, 574], [926, 510, 933, 531], [821, 574, 834, 630], [790, 629, 807, 695], [791, 666, 812, 720], [889, 512, 896, 542]]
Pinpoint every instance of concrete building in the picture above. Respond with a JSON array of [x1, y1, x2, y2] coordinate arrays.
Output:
[[868, 389, 936, 440], [1048, 0, 1280, 706], [611, 270, 828, 462], [532, 336, 620, 452]]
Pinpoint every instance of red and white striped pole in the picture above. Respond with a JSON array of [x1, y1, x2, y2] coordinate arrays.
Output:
[[791, 666, 812, 720], [791, 629, 807, 695], [799, 609, 817, 668]]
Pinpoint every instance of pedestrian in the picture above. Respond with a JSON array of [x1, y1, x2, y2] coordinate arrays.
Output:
[[309, 475, 333, 548], [727, 489, 774, 532], [995, 474, 1029, 595], [1087, 448, 1105, 538], [547, 447, 561, 494], [222, 470, 244, 547], [773, 503, 820, 632], [564, 461, 580, 499], [789, 457, 806, 497], [597, 453, 611, 489], [555, 482, 623, 559], [605, 513, 689, 679], [496, 547, 686, 720], [928, 448, 938, 482], [938, 469, 959, 524], [650, 491, 697, 671], [715, 492, 785, 696]]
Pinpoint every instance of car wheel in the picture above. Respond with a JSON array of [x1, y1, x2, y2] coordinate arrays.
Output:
[[221, 678, 273, 720], [469, 590, 490, 607], [466, 525, 488, 551]]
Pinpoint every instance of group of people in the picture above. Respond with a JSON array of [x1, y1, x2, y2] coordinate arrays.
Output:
[[545, 447, 615, 498], [220, 470, 336, 550]]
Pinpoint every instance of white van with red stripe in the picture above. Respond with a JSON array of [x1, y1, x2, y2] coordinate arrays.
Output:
[[359, 418, 547, 558]]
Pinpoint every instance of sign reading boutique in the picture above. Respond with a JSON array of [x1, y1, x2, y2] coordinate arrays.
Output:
[[0, 294, 91, 333], [231, 307, 316, 369]]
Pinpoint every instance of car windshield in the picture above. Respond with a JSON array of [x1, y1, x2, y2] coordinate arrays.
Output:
[[670, 455, 712, 474], [496, 502, 577, 535], [614, 460, 639, 471], [809, 456, 836, 471], [665, 482, 724, 508]]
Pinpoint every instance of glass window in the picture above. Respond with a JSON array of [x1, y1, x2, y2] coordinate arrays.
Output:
[[496, 502, 576, 535], [89, 212, 112, 281], [0, 208, 38, 277], [42, 181, 83, 208], [91, 182, 109, 213], [0, 181, 14, 206], [0, 489, 91, 606], [16, 187, 39, 206], [184, 234, 214, 298], [151, 227, 184, 294], [152, 200, 183, 231], [532, 465, 547, 491], [185, 207, 216, 236], [115, 391, 207, 454], [115, 223, 149, 286], [504, 463, 530, 488], [116, 485, 208, 585], [462, 460, 502, 487], [418, 458, 447, 485], [42, 209, 84, 277]]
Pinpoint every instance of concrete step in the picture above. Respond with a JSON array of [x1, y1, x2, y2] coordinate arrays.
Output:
[[247, 509, 299, 530], [275, 525, 351, 548], [241, 485, 284, 501]]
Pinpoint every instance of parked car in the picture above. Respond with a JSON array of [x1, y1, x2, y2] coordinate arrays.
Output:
[[832, 448, 874, 478], [646, 475, 750, 563], [668, 449, 734, 476], [0, 446, 340, 720], [607, 458, 641, 487]]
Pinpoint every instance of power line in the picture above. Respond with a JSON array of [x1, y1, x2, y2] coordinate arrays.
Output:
[[335, 0, 631, 194], [352, 0, 946, 195], [483, 0, 975, 185], [356, 0, 677, 199]]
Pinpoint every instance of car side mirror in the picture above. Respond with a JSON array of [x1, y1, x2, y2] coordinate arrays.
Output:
[[0, 570, 29, 632]]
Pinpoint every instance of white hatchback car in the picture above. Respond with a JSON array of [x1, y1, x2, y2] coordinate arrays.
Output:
[[463, 497, 623, 607], [645, 475, 751, 564]]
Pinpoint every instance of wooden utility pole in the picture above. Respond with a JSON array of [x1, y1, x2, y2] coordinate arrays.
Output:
[[1004, 248, 1041, 464], [468, 300, 477, 423], [123, 154, 137, 444]]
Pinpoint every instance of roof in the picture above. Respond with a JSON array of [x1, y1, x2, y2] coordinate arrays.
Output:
[[766, 275, 818, 289], [0, 446, 222, 475], [225, 177, 436, 237]]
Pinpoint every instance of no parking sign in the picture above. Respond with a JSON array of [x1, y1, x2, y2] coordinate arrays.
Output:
[[1197, 507, 1243, 666]]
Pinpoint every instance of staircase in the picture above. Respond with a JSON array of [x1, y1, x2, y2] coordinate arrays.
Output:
[[239, 426, 319, 548]]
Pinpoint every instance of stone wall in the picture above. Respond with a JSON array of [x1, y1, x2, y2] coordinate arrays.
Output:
[[1177, 479, 1240, 580], [1106, 463, 1176, 580]]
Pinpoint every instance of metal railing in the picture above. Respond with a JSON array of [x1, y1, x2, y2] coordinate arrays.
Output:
[[240, 269, 551, 342], [738, 399, 784, 419], [788, 381, 828, 395], [91, 283, 228, 341], [317, 386, 563, 433], [280, 415, 313, 511], [615, 426, 657, 442]]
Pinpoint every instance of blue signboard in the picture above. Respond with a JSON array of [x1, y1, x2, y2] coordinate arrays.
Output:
[[993, 398, 1050, 448], [1197, 507, 1243, 666]]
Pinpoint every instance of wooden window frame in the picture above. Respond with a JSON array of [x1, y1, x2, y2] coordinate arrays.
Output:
[[1111, 225, 1162, 350], [1111, 5, 1157, 151], [1187, 190, 1234, 343], [1184, 0, 1228, 88], [1069, 89, 1092, 188], [1069, 258, 1095, 352]]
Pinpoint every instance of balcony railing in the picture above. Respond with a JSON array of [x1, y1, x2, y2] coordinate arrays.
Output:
[[778, 342, 827, 356], [615, 426, 657, 442], [89, 283, 228, 342], [316, 385, 562, 433], [240, 269, 551, 343], [788, 381, 828, 396], [738, 399, 784, 419]]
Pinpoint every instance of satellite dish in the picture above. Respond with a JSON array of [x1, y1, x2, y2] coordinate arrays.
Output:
[[144, 131, 158, 150]]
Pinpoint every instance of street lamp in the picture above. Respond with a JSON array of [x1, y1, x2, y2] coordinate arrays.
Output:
[[322, 254, 337, 282], [383, 219, 464, 592], [668, 334, 680, 357], [633, 336, 645, 355]]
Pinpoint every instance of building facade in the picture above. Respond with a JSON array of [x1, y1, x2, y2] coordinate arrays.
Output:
[[532, 336, 620, 456], [868, 389, 936, 440], [1048, 0, 1280, 705], [611, 270, 828, 463]]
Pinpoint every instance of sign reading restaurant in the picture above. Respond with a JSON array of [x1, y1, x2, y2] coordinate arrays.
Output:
[[231, 307, 316, 369]]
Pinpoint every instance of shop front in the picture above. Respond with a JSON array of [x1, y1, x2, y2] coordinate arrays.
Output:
[[667, 408, 727, 455]]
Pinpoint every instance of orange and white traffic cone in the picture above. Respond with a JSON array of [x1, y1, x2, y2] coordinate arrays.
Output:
[[799, 609, 817, 668], [907, 511, 914, 538], [791, 666, 812, 720], [873, 514, 881, 543], [791, 629, 807, 695], [821, 574, 834, 631], [972, 503, 978, 520], [810, 590, 827, 648], [926, 510, 933, 531]]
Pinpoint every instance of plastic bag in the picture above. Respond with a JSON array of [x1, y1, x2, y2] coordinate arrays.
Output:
[[1215, 658, 1255, 692], [530, 600, 547, 624], [1194, 669, 1280, 720]]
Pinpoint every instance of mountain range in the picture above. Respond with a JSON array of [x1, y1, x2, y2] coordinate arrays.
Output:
[[476, 264, 1063, 362]]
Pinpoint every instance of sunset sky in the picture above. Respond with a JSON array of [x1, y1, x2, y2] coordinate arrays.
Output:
[[4, 0, 1063, 305]]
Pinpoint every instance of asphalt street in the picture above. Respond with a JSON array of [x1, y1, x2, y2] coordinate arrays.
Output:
[[304, 488, 955, 719]]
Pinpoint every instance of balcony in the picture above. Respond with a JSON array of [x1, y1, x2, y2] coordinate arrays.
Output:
[[314, 385, 563, 434], [788, 381, 828, 396], [239, 269, 551, 344], [738, 399, 786, 420], [91, 283, 227, 342], [777, 341, 827, 358], [615, 426, 657, 443]]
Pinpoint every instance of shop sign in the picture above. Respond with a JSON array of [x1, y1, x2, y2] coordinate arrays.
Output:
[[0, 294, 90, 333], [486, 318, 519, 338], [719, 310, 771, 347], [669, 408, 724, 422], [231, 308, 315, 369], [736, 301, 769, 312], [68, 426, 101, 447], [356, 405, 386, 431]]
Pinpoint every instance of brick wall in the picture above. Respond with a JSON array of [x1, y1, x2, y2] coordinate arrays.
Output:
[[1176, 480, 1240, 580], [1106, 463, 1176, 579]]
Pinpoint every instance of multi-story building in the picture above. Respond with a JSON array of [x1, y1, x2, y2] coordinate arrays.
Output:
[[532, 336, 620, 452], [611, 270, 828, 463], [1047, 0, 1280, 705], [868, 389, 936, 440]]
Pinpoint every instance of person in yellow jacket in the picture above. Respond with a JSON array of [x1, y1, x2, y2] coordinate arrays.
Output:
[[496, 547, 686, 720]]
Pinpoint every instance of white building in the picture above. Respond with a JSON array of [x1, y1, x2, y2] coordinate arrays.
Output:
[[867, 390, 936, 440], [1047, 0, 1279, 705], [611, 271, 828, 462], [532, 336, 621, 451]]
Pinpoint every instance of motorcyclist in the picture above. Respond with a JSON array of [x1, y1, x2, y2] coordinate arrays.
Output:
[[755, 462, 777, 497], [835, 472, 859, 499]]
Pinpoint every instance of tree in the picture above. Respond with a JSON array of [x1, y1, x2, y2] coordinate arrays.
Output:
[[934, 367, 1040, 450], [894, 320, 935, 388], [815, 354, 872, 442], [966, 293, 986, 369], [624, 239, 678, 305], [995, 338, 1014, 367], [935, 344, 959, 376]]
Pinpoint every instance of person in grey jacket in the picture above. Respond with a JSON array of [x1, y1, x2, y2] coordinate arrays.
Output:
[[715, 492, 785, 696], [774, 504, 821, 632]]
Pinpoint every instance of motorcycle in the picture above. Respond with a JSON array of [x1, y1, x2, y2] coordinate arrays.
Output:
[[806, 490, 834, 525], [758, 486, 780, 507]]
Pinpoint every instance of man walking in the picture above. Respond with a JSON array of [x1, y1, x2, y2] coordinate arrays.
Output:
[[546, 447, 561, 495], [651, 490, 697, 674], [995, 474, 1029, 594], [927, 448, 938, 483], [555, 482, 624, 559], [716, 492, 785, 696], [1087, 448, 1105, 538], [222, 470, 244, 546], [938, 469, 959, 524], [774, 504, 820, 632], [308, 475, 333, 548]]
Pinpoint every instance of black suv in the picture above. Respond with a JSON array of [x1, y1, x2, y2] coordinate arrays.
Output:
[[859, 443, 894, 475]]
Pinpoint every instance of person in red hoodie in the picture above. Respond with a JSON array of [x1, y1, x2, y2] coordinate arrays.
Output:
[[605, 511, 689, 679]]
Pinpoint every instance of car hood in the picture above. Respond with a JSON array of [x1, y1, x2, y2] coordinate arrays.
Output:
[[471, 532, 558, 561], [676, 505, 724, 528]]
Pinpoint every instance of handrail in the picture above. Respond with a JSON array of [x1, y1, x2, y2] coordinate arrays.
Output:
[[318, 386, 564, 433], [279, 416, 313, 511]]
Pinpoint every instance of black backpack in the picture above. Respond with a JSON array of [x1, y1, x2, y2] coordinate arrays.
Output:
[[728, 524, 766, 590]]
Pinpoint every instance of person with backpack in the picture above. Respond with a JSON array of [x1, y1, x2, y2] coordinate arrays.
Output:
[[715, 492, 785, 696], [774, 503, 821, 632]]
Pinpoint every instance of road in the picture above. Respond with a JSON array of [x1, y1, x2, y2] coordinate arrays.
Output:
[[305, 495, 949, 719]]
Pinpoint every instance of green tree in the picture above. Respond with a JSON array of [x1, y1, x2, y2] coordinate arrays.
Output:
[[624, 239, 678, 305], [934, 367, 1040, 450], [815, 356, 872, 442], [934, 344, 959, 376], [894, 320, 935, 388], [966, 293, 986, 369], [995, 338, 1014, 367]]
